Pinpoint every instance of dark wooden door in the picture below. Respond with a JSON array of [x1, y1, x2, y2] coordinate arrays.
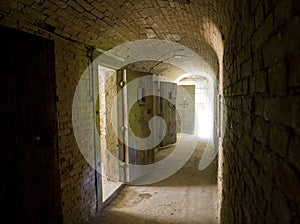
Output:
[[0, 26, 61, 224], [126, 69, 154, 165], [0, 25, 20, 223], [117, 69, 155, 164], [117, 69, 155, 182], [160, 81, 177, 146]]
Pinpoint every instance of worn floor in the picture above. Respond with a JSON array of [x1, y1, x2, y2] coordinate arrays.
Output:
[[90, 136, 219, 224]]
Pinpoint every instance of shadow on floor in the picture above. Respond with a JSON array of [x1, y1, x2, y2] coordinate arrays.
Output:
[[89, 209, 217, 224]]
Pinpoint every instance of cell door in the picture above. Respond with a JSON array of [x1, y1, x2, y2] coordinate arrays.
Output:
[[0, 26, 61, 223], [160, 81, 177, 147], [117, 69, 155, 182]]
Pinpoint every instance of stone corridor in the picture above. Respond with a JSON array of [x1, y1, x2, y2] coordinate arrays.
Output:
[[0, 0, 299, 223]]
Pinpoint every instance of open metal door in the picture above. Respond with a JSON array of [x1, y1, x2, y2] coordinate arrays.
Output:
[[160, 81, 177, 147], [116, 69, 127, 183], [117, 69, 155, 182]]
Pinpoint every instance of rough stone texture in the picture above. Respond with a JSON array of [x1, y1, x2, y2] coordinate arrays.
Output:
[[56, 40, 98, 224], [221, 0, 300, 223]]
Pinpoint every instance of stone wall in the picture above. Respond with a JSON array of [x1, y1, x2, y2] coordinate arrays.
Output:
[[221, 0, 300, 223]]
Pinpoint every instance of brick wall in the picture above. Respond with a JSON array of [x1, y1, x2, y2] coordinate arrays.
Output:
[[221, 0, 300, 223], [55, 40, 98, 224]]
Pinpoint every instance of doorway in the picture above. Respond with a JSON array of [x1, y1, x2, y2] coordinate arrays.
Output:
[[98, 66, 182, 197], [176, 77, 214, 140]]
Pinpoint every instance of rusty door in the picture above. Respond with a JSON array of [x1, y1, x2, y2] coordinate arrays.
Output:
[[160, 81, 177, 147], [117, 69, 155, 182], [0, 26, 61, 223]]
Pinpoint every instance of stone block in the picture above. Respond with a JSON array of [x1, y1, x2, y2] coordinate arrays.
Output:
[[263, 96, 300, 128], [269, 125, 289, 157], [288, 54, 300, 87], [254, 96, 264, 117], [249, 75, 256, 94], [232, 81, 243, 95], [251, 29, 264, 52], [274, 0, 293, 28], [76, 0, 93, 11], [268, 60, 287, 97], [252, 51, 264, 72], [263, 34, 287, 68], [241, 60, 252, 78], [271, 188, 292, 223], [252, 117, 269, 145], [255, 2, 264, 29], [288, 134, 300, 172], [263, 0, 278, 16], [241, 96, 252, 114], [276, 163, 300, 207], [253, 139, 263, 161], [242, 79, 249, 94], [254, 70, 267, 93]]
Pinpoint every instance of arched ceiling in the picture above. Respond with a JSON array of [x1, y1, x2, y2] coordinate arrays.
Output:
[[1, 0, 227, 80]]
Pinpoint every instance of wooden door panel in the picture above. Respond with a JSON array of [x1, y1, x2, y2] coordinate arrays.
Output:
[[125, 69, 154, 165], [160, 81, 177, 146], [0, 26, 61, 224]]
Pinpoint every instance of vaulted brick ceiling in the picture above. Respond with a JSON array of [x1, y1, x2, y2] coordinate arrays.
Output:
[[2, 0, 227, 79]]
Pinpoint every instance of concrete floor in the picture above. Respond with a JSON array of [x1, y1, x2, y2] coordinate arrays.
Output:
[[90, 137, 219, 224]]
